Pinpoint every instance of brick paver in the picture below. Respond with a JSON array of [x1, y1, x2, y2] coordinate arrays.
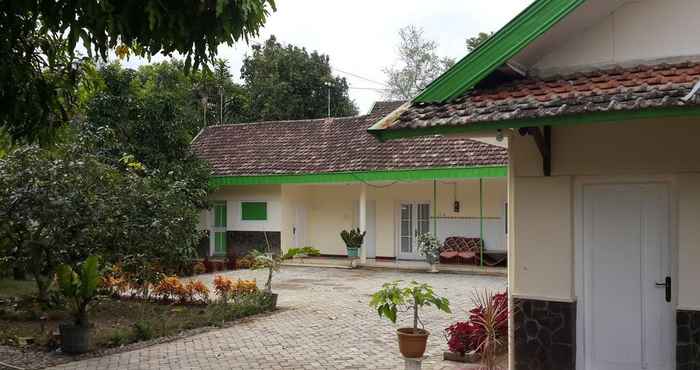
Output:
[[48, 266, 506, 369]]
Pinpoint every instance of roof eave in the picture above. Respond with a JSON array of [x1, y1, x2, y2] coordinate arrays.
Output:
[[413, 0, 585, 104], [371, 106, 700, 141]]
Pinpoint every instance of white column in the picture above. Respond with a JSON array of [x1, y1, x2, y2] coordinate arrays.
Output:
[[359, 183, 368, 264]]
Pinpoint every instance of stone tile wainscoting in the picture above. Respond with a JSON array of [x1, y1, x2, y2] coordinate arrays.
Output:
[[227, 231, 281, 257], [513, 298, 576, 370], [678, 309, 700, 370]]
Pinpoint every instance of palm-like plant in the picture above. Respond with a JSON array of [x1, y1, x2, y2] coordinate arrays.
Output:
[[470, 289, 508, 370]]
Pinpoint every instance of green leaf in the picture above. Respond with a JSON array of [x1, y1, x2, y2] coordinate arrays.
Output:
[[80, 255, 99, 298]]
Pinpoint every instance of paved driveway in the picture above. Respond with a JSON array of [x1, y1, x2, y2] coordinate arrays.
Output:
[[49, 267, 506, 370]]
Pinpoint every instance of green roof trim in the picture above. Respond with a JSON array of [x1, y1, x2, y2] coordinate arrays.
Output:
[[209, 166, 507, 189], [414, 0, 585, 103], [371, 106, 700, 141]]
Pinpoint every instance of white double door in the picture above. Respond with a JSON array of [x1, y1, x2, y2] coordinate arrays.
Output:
[[398, 202, 431, 260], [580, 182, 673, 370]]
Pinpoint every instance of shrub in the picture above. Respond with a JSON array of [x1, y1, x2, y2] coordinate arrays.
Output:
[[183, 280, 210, 303], [282, 246, 321, 259], [108, 328, 132, 347], [235, 255, 254, 269], [152, 276, 185, 302], [132, 320, 155, 341], [192, 261, 206, 275], [213, 275, 234, 302], [444, 289, 508, 365], [213, 275, 258, 303]]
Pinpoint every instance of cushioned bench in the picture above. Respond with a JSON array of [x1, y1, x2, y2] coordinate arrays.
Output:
[[439, 236, 507, 266]]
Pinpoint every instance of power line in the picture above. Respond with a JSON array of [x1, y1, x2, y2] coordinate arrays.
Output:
[[348, 85, 390, 91], [332, 67, 388, 87]]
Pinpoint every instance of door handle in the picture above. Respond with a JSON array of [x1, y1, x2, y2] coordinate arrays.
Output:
[[655, 276, 671, 303]]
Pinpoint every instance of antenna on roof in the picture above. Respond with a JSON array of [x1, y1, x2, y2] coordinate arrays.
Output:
[[325, 81, 332, 118]]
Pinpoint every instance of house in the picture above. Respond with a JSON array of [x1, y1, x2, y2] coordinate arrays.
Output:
[[191, 101, 508, 264], [369, 0, 700, 369]]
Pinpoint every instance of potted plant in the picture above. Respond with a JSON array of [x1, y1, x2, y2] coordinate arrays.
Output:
[[340, 228, 366, 258], [417, 233, 441, 272], [56, 255, 100, 354], [249, 250, 281, 309], [369, 280, 451, 358]]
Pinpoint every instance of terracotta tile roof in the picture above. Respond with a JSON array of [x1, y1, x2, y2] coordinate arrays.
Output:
[[381, 61, 700, 131], [191, 101, 507, 177]]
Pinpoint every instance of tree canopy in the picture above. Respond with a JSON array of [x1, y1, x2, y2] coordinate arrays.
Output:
[[241, 36, 358, 121], [383, 25, 455, 100], [466, 32, 494, 53], [1, 0, 276, 144]]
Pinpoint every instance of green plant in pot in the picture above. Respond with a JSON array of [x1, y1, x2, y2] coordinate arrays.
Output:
[[249, 250, 281, 310], [417, 233, 441, 273], [56, 255, 100, 354], [340, 228, 365, 258], [370, 280, 451, 358]]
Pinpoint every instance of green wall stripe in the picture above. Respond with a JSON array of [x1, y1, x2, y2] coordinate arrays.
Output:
[[371, 106, 700, 141], [209, 166, 507, 189], [414, 0, 584, 103]]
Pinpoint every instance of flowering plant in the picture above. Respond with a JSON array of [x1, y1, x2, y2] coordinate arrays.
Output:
[[416, 233, 441, 265], [444, 289, 508, 365]]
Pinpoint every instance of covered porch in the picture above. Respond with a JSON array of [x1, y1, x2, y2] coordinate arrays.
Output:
[[204, 166, 508, 266]]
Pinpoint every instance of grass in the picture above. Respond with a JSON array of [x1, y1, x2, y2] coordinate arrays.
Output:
[[0, 280, 274, 352], [0, 278, 36, 298]]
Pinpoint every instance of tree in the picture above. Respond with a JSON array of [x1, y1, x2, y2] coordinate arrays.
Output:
[[192, 59, 252, 125], [0, 135, 205, 301], [241, 36, 358, 121], [383, 25, 455, 100], [466, 32, 494, 53], [1, 0, 276, 144]]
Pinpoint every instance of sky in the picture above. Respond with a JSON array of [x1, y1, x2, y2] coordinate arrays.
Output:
[[126, 0, 533, 114]]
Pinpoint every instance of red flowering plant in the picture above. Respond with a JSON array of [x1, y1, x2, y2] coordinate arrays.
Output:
[[444, 289, 508, 366]]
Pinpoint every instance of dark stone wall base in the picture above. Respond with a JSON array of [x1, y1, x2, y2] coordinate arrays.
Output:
[[197, 231, 282, 258], [513, 297, 576, 370], [678, 309, 700, 370], [227, 231, 281, 257]]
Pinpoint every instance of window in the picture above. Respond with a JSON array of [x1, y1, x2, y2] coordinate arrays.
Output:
[[241, 202, 267, 221], [211, 202, 227, 255], [214, 231, 227, 255], [213, 202, 227, 227]]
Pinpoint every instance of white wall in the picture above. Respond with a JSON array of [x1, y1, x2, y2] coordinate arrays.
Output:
[[278, 179, 507, 257], [206, 185, 282, 232], [531, 0, 700, 75], [510, 118, 700, 308]]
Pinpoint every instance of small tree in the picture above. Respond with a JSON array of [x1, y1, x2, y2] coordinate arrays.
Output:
[[249, 250, 281, 293], [56, 255, 100, 326], [370, 280, 451, 332]]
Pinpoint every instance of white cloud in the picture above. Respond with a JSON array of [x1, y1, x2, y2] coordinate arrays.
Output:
[[126, 0, 533, 114]]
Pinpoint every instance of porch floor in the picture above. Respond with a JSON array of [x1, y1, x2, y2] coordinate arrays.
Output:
[[282, 256, 507, 276]]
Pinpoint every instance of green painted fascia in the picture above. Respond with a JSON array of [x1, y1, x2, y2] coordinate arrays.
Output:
[[209, 166, 507, 189], [414, 0, 585, 103], [372, 106, 700, 141]]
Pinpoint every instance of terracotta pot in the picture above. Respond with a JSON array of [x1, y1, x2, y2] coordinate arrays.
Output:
[[397, 328, 429, 358]]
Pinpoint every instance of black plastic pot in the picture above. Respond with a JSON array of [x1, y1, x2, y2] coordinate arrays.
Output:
[[59, 323, 89, 354], [267, 292, 278, 310]]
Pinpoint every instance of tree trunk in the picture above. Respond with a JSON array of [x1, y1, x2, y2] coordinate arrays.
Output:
[[33, 273, 50, 303], [413, 304, 418, 331], [266, 267, 272, 292]]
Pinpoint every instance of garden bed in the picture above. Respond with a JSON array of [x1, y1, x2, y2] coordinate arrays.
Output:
[[0, 278, 276, 357]]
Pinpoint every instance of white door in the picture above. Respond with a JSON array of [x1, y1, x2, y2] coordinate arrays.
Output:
[[581, 183, 673, 370], [398, 202, 431, 260], [293, 205, 307, 248]]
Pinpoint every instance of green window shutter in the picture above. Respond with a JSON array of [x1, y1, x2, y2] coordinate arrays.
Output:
[[214, 231, 227, 255], [214, 202, 227, 227], [241, 202, 267, 221]]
